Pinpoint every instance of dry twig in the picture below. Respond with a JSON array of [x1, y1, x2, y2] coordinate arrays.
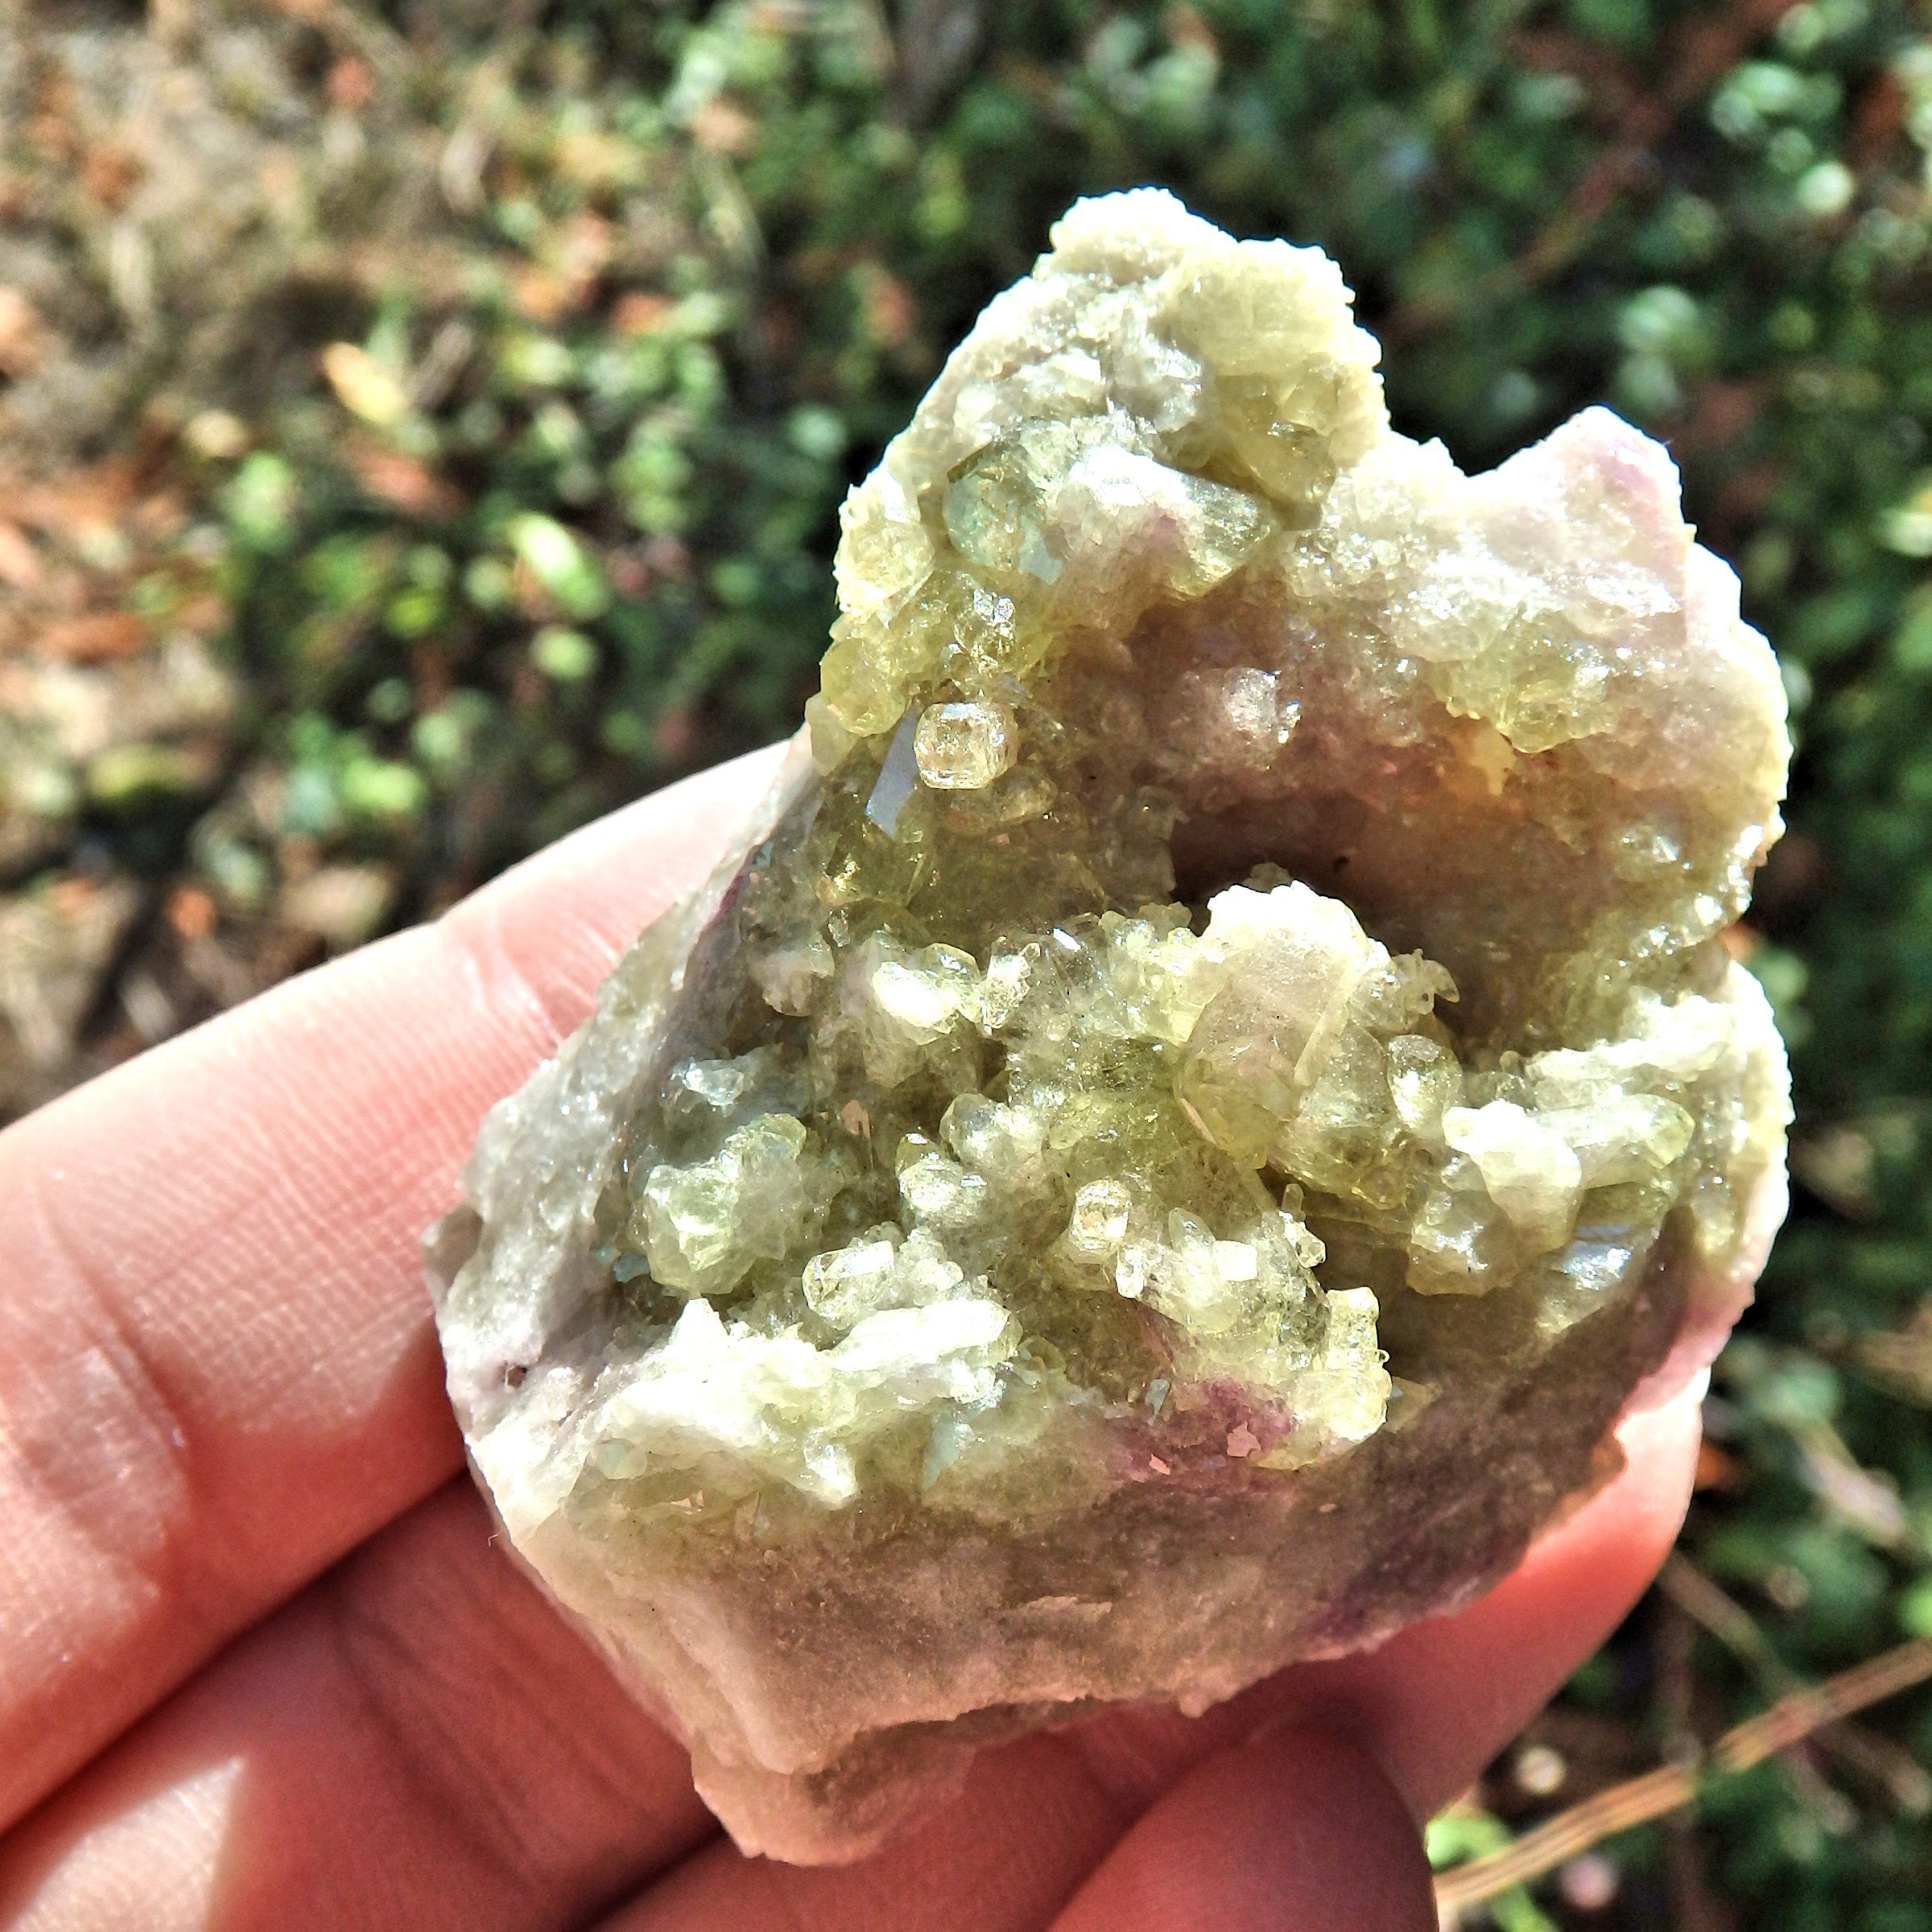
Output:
[[1435, 1636, 1932, 1917], [1663, 1554, 1932, 1814]]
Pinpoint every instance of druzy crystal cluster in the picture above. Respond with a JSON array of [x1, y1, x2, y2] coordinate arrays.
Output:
[[428, 191, 1792, 1862]]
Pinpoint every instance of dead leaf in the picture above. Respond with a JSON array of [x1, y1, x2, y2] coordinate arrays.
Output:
[[131, 490, 189, 542], [855, 263, 915, 347], [513, 265, 574, 324], [7, 459, 142, 541], [326, 56, 376, 113], [1695, 1441, 1743, 1492], [38, 612, 147, 663], [0, 290, 43, 379], [321, 342, 409, 427], [80, 142, 143, 211], [346, 440, 460, 516], [613, 291, 675, 335], [0, 522, 39, 591], [691, 99, 757, 156], [165, 885, 217, 940]]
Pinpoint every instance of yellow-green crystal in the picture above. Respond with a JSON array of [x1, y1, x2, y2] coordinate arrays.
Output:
[[429, 191, 1791, 1865]]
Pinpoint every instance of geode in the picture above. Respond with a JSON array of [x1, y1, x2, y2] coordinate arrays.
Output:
[[427, 191, 1791, 1863]]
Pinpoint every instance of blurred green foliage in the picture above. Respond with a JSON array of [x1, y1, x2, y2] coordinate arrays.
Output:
[[9, 0, 1932, 1922]]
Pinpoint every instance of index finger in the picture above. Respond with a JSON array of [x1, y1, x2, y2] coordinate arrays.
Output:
[[0, 745, 784, 1831]]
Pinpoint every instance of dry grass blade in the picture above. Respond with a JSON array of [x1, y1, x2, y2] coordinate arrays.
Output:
[[1714, 1640, 1932, 1774], [1662, 1554, 1932, 1814], [1435, 1637, 1932, 1914]]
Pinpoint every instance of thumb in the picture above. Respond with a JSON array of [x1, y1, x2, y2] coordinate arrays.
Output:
[[1048, 1724, 1436, 1932]]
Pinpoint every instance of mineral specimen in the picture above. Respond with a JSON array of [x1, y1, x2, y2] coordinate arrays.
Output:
[[427, 190, 1791, 1863]]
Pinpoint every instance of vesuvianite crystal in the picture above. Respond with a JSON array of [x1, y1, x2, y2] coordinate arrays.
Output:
[[427, 191, 1792, 1863]]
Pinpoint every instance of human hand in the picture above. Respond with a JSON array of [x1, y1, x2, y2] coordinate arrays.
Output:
[[0, 748, 1703, 1930]]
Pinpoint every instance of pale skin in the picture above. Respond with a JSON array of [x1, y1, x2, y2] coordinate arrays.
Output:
[[0, 747, 1705, 1931]]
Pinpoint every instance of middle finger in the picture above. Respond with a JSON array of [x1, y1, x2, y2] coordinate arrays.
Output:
[[0, 1482, 712, 1932]]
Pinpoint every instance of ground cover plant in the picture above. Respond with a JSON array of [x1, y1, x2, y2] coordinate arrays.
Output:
[[4, 0, 1932, 1922]]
